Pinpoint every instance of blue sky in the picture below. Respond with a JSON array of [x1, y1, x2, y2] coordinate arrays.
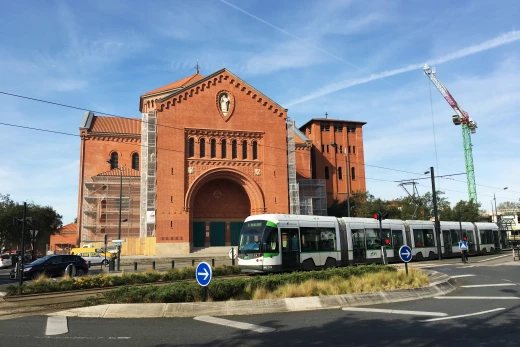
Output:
[[1, 0, 519, 224]]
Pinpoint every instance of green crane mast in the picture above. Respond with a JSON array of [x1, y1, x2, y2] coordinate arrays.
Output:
[[423, 64, 478, 204]]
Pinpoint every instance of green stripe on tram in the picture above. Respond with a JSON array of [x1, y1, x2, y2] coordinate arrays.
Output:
[[266, 220, 277, 228], [263, 253, 279, 258]]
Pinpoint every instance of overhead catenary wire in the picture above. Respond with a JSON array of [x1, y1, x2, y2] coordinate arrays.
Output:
[[1, 91, 517, 196]]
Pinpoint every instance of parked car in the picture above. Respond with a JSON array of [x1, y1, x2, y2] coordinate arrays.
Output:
[[70, 247, 116, 259], [0, 254, 13, 268], [10, 254, 89, 280], [75, 251, 109, 266]]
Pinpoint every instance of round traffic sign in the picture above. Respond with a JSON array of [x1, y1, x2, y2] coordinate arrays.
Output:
[[195, 262, 212, 287], [398, 245, 413, 263]]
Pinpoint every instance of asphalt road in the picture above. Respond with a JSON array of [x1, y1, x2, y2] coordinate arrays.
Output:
[[0, 255, 518, 346]]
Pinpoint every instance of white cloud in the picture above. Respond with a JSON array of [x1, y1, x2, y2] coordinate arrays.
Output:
[[285, 30, 520, 107]]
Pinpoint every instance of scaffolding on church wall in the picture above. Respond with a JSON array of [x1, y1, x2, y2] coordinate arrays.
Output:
[[298, 179, 327, 216], [287, 119, 300, 214], [81, 175, 141, 243], [140, 111, 157, 237]]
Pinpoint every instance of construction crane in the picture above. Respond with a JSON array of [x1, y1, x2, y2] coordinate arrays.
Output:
[[423, 64, 478, 204]]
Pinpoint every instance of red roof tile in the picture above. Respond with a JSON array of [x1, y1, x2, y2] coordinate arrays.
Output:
[[96, 167, 141, 177], [89, 116, 141, 135], [58, 223, 78, 234], [142, 73, 205, 96]]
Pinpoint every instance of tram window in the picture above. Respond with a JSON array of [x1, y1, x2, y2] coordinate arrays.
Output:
[[300, 227, 319, 251], [414, 229, 434, 247], [319, 228, 336, 251], [365, 229, 379, 249], [450, 230, 460, 246], [424, 230, 435, 247], [351, 229, 365, 249], [480, 229, 493, 244], [413, 229, 425, 247], [392, 230, 404, 249], [263, 228, 279, 253]]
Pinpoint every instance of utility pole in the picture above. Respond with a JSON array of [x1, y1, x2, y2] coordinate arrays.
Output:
[[117, 166, 122, 271], [430, 167, 442, 260], [19, 202, 27, 287], [378, 200, 386, 265]]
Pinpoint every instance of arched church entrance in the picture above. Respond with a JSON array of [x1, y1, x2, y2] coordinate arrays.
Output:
[[191, 178, 252, 247]]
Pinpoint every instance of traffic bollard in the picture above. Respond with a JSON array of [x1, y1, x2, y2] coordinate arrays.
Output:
[[212, 258, 215, 267], [231, 247, 235, 266], [192, 259, 195, 266], [171, 260, 175, 269], [134, 262, 138, 271], [152, 261, 156, 270], [88, 261, 91, 268]]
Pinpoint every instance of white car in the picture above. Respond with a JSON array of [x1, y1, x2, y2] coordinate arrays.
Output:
[[0, 254, 13, 268], [76, 252, 109, 266]]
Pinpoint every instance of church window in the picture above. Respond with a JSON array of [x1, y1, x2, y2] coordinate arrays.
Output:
[[338, 167, 343, 180], [252, 141, 258, 160], [221, 139, 227, 158], [351, 167, 356, 180], [211, 139, 216, 158], [325, 166, 330, 180], [232, 140, 237, 159], [110, 152, 118, 169], [131, 153, 139, 170], [242, 140, 247, 159], [200, 138, 206, 158], [188, 138, 195, 157]]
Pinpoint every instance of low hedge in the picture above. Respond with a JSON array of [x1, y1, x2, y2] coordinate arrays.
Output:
[[86, 265, 395, 305], [4, 265, 241, 296]]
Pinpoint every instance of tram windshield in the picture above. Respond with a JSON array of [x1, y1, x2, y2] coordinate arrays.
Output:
[[239, 221, 266, 252]]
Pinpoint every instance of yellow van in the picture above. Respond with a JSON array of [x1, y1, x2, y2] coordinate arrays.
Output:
[[70, 247, 116, 259]]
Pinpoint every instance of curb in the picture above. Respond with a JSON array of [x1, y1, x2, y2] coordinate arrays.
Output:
[[48, 269, 457, 318]]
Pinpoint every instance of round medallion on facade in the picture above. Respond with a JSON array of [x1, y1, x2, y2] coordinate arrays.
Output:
[[216, 90, 235, 121]]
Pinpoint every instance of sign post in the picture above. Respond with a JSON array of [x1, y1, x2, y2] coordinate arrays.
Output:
[[398, 245, 413, 275], [196, 262, 212, 301]]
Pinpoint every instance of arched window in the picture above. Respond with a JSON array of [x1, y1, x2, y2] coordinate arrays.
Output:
[[338, 167, 343, 180], [325, 166, 329, 180], [242, 140, 247, 159], [211, 139, 216, 158], [351, 167, 356, 180], [200, 138, 206, 158], [110, 152, 118, 169], [188, 138, 195, 157], [221, 139, 227, 158], [132, 153, 139, 170], [232, 140, 237, 159], [252, 141, 258, 160]]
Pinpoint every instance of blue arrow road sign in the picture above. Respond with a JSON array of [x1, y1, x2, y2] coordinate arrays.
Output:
[[459, 241, 468, 250], [399, 245, 413, 263], [196, 262, 212, 287]]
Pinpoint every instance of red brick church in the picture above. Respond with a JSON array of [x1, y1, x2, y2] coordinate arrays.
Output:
[[76, 69, 366, 255]]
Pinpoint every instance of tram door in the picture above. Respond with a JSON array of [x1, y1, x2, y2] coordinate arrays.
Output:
[[281, 228, 300, 270], [493, 230, 500, 249], [442, 229, 453, 254], [352, 229, 366, 264]]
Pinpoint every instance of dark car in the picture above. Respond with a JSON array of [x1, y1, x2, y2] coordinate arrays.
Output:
[[10, 254, 89, 280]]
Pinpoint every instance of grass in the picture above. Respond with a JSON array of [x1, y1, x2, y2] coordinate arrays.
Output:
[[252, 268, 429, 300]]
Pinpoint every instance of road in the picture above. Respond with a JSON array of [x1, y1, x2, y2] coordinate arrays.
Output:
[[0, 254, 518, 346]]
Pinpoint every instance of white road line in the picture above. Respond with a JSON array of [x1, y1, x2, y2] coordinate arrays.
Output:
[[456, 265, 475, 268], [475, 254, 510, 263], [435, 296, 520, 300], [421, 308, 505, 322], [461, 283, 517, 288], [342, 307, 447, 317], [451, 274, 475, 278], [45, 316, 68, 336], [194, 316, 276, 333]]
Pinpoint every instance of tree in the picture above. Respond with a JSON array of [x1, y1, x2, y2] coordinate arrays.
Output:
[[497, 201, 520, 211]]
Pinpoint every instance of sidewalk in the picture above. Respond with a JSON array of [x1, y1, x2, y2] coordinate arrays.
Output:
[[48, 269, 456, 318]]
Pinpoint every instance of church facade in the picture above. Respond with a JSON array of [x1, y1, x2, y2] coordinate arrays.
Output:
[[76, 69, 366, 255]]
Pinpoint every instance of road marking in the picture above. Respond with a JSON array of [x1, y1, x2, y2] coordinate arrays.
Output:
[[461, 283, 516, 288], [194, 316, 276, 333], [435, 296, 520, 300], [451, 274, 475, 278], [421, 308, 505, 322], [45, 316, 68, 336], [475, 254, 510, 263], [456, 265, 475, 268], [342, 307, 447, 317]]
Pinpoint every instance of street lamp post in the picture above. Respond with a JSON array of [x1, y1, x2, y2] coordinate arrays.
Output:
[[493, 187, 508, 223], [107, 159, 123, 271], [426, 167, 442, 260]]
